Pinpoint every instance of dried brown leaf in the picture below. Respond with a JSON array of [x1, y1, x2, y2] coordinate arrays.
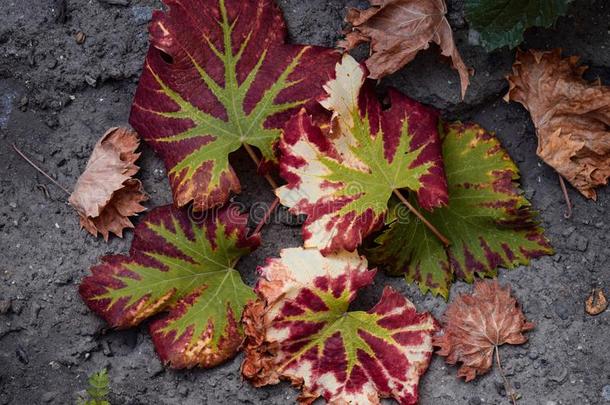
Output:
[[506, 49, 610, 200], [69, 127, 147, 240], [434, 280, 534, 381], [585, 288, 608, 315], [339, 0, 470, 98]]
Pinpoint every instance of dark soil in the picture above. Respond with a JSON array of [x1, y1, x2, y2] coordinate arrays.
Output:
[[1, 0, 609, 404]]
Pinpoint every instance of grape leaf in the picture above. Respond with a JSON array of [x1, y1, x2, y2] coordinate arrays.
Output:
[[465, 0, 571, 51], [276, 55, 448, 255], [129, 0, 340, 211], [79, 204, 260, 368], [368, 122, 553, 298], [242, 247, 438, 404], [434, 280, 534, 381]]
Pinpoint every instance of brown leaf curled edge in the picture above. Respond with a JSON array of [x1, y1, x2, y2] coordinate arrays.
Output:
[[434, 280, 533, 381], [339, 0, 470, 98], [69, 127, 147, 240], [507, 49, 610, 200], [585, 288, 608, 316]]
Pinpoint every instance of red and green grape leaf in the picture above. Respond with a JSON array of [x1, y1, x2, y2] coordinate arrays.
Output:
[[79, 204, 260, 368], [368, 122, 553, 298], [129, 0, 340, 211], [242, 247, 438, 404], [276, 55, 448, 255]]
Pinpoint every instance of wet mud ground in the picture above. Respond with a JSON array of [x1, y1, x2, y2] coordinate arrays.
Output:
[[0, 0, 609, 404]]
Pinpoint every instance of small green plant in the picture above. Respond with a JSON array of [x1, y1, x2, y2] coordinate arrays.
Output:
[[78, 369, 110, 405]]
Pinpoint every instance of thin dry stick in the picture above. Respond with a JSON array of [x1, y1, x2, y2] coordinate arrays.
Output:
[[392, 189, 450, 247], [253, 198, 281, 235], [495, 346, 517, 405], [12, 143, 71, 195], [243, 143, 281, 234], [557, 174, 572, 219]]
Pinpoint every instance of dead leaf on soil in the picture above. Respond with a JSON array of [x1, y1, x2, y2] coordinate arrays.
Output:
[[339, 0, 470, 98], [69, 127, 147, 240], [434, 280, 534, 381], [585, 288, 608, 315], [506, 49, 610, 200]]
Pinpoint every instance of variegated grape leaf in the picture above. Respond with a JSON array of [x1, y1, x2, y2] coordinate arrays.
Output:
[[242, 247, 438, 404], [129, 0, 340, 211], [79, 204, 260, 368], [368, 122, 553, 298], [276, 55, 448, 255]]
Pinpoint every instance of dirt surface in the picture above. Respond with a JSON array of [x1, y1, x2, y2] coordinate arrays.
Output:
[[1, 0, 609, 404]]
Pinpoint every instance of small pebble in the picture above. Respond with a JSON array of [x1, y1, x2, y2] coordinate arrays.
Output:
[[74, 31, 86, 44], [602, 385, 610, 401]]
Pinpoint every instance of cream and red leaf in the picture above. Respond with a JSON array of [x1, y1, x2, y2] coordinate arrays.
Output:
[[129, 0, 340, 211], [242, 247, 438, 404], [79, 204, 259, 368], [368, 122, 553, 298], [276, 55, 447, 255]]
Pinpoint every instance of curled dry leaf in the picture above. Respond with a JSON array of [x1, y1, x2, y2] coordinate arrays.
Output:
[[339, 0, 470, 98], [242, 247, 438, 404], [129, 0, 340, 212], [434, 280, 533, 381], [585, 288, 608, 316], [69, 127, 147, 240], [276, 54, 447, 255], [506, 49, 610, 200], [79, 204, 260, 368]]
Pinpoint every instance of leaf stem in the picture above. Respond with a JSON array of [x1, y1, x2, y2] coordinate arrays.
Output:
[[392, 189, 450, 247], [12, 143, 71, 196], [253, 198, 280, 235], [557, 174, 572, 219], [495, 346, 517, 405], [243, 143, 278, 189], [243, 143, 281, 235]]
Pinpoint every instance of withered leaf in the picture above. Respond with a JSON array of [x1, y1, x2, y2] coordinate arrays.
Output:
[[585, 288, 608, 316], [69, 127, 148, 240], [506, 49, 610, 200], [339, 0, 470, 98], [434, 280, 533, 381]]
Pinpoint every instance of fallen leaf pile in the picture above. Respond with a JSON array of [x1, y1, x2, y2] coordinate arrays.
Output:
[[64, 0, 596, 403], [69, 127, 147, 240], [339, 0, 470, 98], [506, 49, 610, 200], [242, 247, 438, 404], [434, 280, 533, 381]]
